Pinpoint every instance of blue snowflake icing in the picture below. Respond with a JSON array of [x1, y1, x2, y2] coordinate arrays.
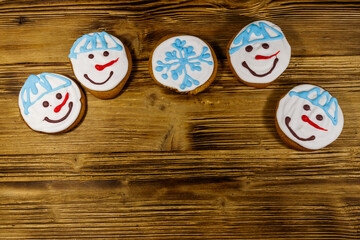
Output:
[[155, 38, 213, 90]]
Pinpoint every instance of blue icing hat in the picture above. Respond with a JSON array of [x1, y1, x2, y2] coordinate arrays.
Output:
[[229, 21, 284, 55], [69, 31, 123, 59], [20, 73, 71, 115], [289, 87, 339, 126]]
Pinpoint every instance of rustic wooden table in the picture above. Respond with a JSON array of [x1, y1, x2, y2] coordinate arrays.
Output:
[[1, 0, 360, 239]]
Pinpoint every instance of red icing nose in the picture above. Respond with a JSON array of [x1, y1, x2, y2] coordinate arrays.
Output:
[[54, 93, 69, 113], [255, 51, 280, 60], [95, 58, 119, 71], [301, 115, 328, 131]]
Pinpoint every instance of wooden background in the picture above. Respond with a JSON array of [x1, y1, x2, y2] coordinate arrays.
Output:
[[1, 0, 360, 239]]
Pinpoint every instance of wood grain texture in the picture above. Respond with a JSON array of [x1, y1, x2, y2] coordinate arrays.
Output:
[[0, 150, 360, 239], [1, 56, 359, 154], [1, 0, 360, 62], [1, 0, 360, 239]]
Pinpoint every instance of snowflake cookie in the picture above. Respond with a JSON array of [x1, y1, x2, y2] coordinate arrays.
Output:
[[19, 73, 86, 133], [69, 32, 132, 99], [227, 20, 291, 88], [276, 84, 344, 150], [150, 35, 217, 94]]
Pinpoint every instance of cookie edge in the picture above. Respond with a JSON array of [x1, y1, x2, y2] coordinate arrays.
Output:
[[149, 34, 218, 95]]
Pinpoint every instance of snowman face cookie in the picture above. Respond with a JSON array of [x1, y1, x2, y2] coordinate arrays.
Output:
[[19, 73, 84, 133], [228, 20, 291, 87], [69, 32, 130, 93], [276, 84, 344, 150]]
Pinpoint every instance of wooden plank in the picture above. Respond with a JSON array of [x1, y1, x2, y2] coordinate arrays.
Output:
[[0, 150, 359, 239], [1, 0, 360, 239], [0, 149, 357, 181], [1, 56, 359, 155], [0, 0, 360, 64]]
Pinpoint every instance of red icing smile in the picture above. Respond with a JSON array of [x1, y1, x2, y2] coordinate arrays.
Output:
[[255, 51, 280, 60], [95, 58, 119, 71], [301, 115, 328, 131], [54, 92, 69, 113]]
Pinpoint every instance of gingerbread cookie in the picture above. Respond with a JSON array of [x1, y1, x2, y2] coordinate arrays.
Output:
[[69, 31, 132, 99], [149, 35, 217, 94], [276, 84, 344, 150], [227, 20, 291, 88], [19, 73, 86, 133]]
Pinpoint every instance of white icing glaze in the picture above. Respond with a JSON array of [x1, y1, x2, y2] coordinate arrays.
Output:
[[69, 32, 129, 92], [151, 35, 215, 92], [276, 84, 344, 150], [229, 20, 291, 84], [19, 73, 83, 133]]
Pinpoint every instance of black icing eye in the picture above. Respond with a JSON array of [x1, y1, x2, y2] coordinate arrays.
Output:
[[56, 93, 62, 100], [262, 43, 269, 49], [103, 51, 109, 57], [316, 114, 323, 121], [88, 54, 94, 59], [303, 104, 310, 111], [43, 101, 49, 108], [245, 45, 253, 52]]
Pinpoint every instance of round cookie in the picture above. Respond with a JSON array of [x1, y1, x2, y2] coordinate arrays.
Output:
[[227, 20, 291, 88], [69, 31, 132, 99], [149, 35, 217, 94], [19, 73, 86, 134], [276, 84, 344, 150]]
